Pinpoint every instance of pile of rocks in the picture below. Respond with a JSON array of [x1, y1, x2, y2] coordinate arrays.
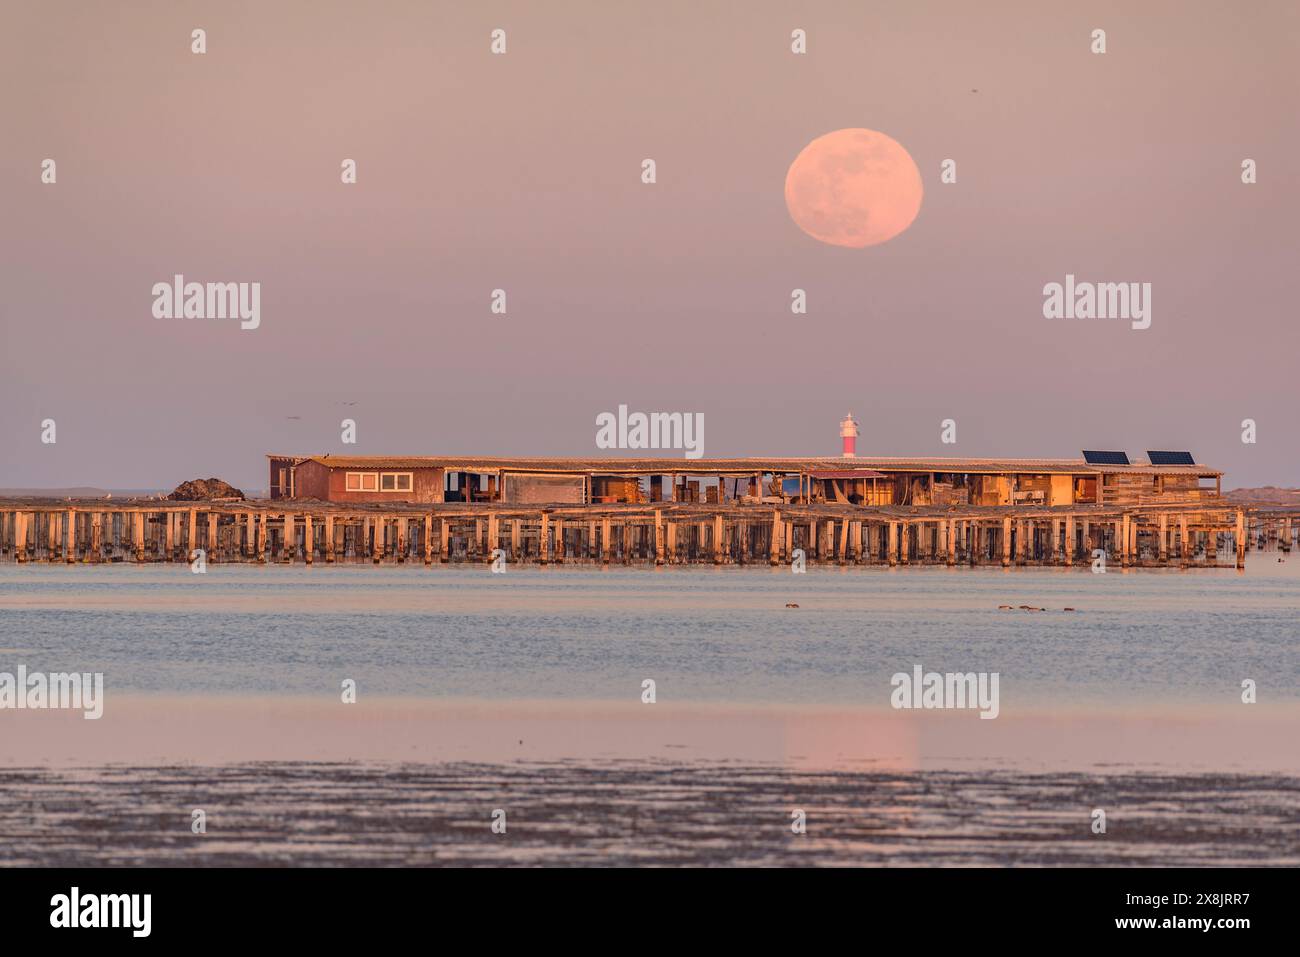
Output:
[[166, 478, 245, 501]]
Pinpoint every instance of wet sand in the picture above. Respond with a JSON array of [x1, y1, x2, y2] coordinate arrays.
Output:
[[1, 761, 1295, 866], [3, 699, 1297, 866]]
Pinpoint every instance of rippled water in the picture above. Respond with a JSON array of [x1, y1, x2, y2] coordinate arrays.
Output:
[[1, 762, 1296, 866], [1, 560, 1297, 705]]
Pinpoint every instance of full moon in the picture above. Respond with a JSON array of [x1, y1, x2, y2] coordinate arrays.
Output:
[[784, 128, 923, 248]]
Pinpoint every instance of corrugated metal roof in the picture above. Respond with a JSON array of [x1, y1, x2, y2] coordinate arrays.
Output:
[[300, 456, 447, 469], [806, 469, 888, 479], [1091, 463, 1216, 476]]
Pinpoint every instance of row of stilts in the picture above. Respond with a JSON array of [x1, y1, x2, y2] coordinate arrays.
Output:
[[0, 504, 1289, 569]]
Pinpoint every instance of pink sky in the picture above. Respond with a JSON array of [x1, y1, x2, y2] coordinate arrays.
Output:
[[2, 0, 1296, 490]]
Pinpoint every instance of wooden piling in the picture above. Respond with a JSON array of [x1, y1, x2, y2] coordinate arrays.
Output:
[[284, 513, 295, 563], [14, 512, 28, 563], [0, 500, 1267, 575], [65, 509, 77, 563], [88, 512, 101, 563]]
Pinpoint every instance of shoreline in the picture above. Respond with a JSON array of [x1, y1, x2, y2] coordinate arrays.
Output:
[[3, 696, 1297, 773]]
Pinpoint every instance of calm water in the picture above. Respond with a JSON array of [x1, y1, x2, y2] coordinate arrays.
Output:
[[3, 559, 1297, 865], [1, 559, 1297, 706]]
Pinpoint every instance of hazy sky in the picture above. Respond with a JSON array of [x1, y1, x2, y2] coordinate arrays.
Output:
[[3, 0, 1296, 490]]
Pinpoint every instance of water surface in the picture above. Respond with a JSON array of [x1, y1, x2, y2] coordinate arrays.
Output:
[[2, 560, 1296, 706]]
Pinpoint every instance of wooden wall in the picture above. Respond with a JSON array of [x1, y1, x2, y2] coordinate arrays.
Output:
[[294, 461, 445, 504]]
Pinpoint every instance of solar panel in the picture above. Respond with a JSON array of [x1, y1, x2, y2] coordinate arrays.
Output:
[[1147, 450, 1196, 466], [1082, 450, 1130, 466]]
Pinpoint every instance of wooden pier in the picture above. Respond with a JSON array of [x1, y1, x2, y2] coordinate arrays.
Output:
[[1, 499, 1294, 570]]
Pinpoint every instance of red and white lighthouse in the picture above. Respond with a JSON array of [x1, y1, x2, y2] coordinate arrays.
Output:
[[840, 412, 859, 457]]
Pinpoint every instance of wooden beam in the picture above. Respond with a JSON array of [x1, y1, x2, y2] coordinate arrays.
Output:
[[89, 512, 102, 563], [132, 510, 144, 563], [303, 514, 314, 564], [14, 511, 27, 563], [284, 513, 295, 563]]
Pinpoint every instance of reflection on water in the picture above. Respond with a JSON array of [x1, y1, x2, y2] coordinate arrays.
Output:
[[1, 761, 1295, 867], [1, 561, 1297, 705], [2, 559, 1296, 866]]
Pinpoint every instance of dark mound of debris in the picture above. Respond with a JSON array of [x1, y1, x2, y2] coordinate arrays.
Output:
[[167, 478, 245, 501]]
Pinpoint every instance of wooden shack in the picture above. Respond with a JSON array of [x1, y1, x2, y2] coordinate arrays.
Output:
[[273, 456, 446, 504], [265, 451, 1222, 509]]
